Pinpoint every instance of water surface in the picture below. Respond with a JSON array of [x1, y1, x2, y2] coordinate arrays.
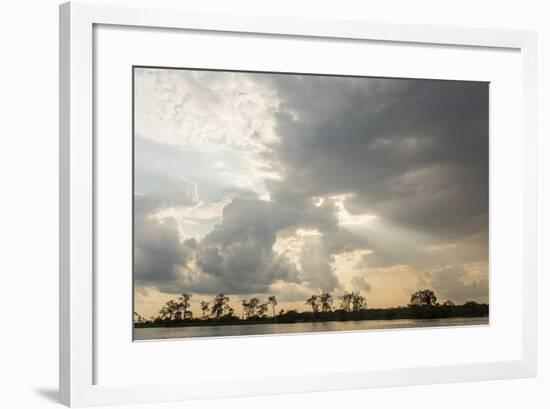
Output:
[[134, 316, 488, 341]]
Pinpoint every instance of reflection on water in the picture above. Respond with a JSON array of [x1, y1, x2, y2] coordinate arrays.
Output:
[[134, 316, 488, 341]]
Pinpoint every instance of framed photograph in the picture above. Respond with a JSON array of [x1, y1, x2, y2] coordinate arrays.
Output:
[[60, 1, 537, 406], [131, 66, 492, 341]]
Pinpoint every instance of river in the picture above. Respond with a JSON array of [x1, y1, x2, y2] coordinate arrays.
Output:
[[134, 316, 488, 340]]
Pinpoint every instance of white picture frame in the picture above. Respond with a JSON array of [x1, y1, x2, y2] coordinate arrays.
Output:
[[59, 1, 537, 407]]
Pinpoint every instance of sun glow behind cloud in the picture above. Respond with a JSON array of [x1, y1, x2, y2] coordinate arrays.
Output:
[[332, 194, 378, 226]]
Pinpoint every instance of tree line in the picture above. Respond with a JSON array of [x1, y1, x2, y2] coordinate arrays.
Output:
[[134, 288, 488, 327]]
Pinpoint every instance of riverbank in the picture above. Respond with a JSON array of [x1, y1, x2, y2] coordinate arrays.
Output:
[[135, 303, 489, 329]]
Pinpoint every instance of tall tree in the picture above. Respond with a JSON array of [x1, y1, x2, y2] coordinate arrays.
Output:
[[241, 299, 249, 319], [200, 301, 210, 319], [319, 292, 333, 312], [211, 293, 230, 319], [178, 293, 192, 320], [350, 291, 367, 311], [161, 299, 180, 320], [410, 289, 437, 306], [306, 295, 320, 313], [257, 303, 268, 318], [267, 296, 278, 317], [246, 298, 260, 318], [339, 292, 353, 312]]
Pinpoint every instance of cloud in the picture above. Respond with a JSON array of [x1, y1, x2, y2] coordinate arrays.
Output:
[[133, 69, 489, 305], [427, 266, 489, 303], [134, 211, 197, 292], [265, 76, 488, 240], [134, 177, 198, 217], [135, 192, 305, 295], [195, 198, 302, 293], [191, 193, 358, 294], [134, 191, 346, 294], [350, 276, 372, 292], [355, 225, 488, 272], [134, 68, 279, 151]]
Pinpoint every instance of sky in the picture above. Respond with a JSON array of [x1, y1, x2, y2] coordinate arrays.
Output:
[[133, 67, 489, 319]]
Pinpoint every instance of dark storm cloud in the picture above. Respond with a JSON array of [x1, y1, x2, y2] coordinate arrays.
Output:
[[133, 166, 200, 291], [134, 190, 305, 295], [134, 209, 197, 292], [264, 75, 489, 239], [261, 189, 368, 254], [196, 197, 302, 293]]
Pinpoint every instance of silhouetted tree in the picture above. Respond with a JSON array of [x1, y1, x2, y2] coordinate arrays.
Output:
[[351, 291, 367, 311], [211, 293, 230, 319], [134, 289, 489, 329], [306, 295, 320, 313], [158, 299, 181, 320], [200, 301, 210, 319], [320, 292, 333, 312], [223, 304, 235, 318], [339, 292, 353, 312], [267, 295, 278, 317], [241, 299, 248, 319], [246, 298, 260, 318], [178, 293, 192, 320], [410, 289, 437, 306], [257, 303, 268, 318], [133, 312, 145, 323]]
